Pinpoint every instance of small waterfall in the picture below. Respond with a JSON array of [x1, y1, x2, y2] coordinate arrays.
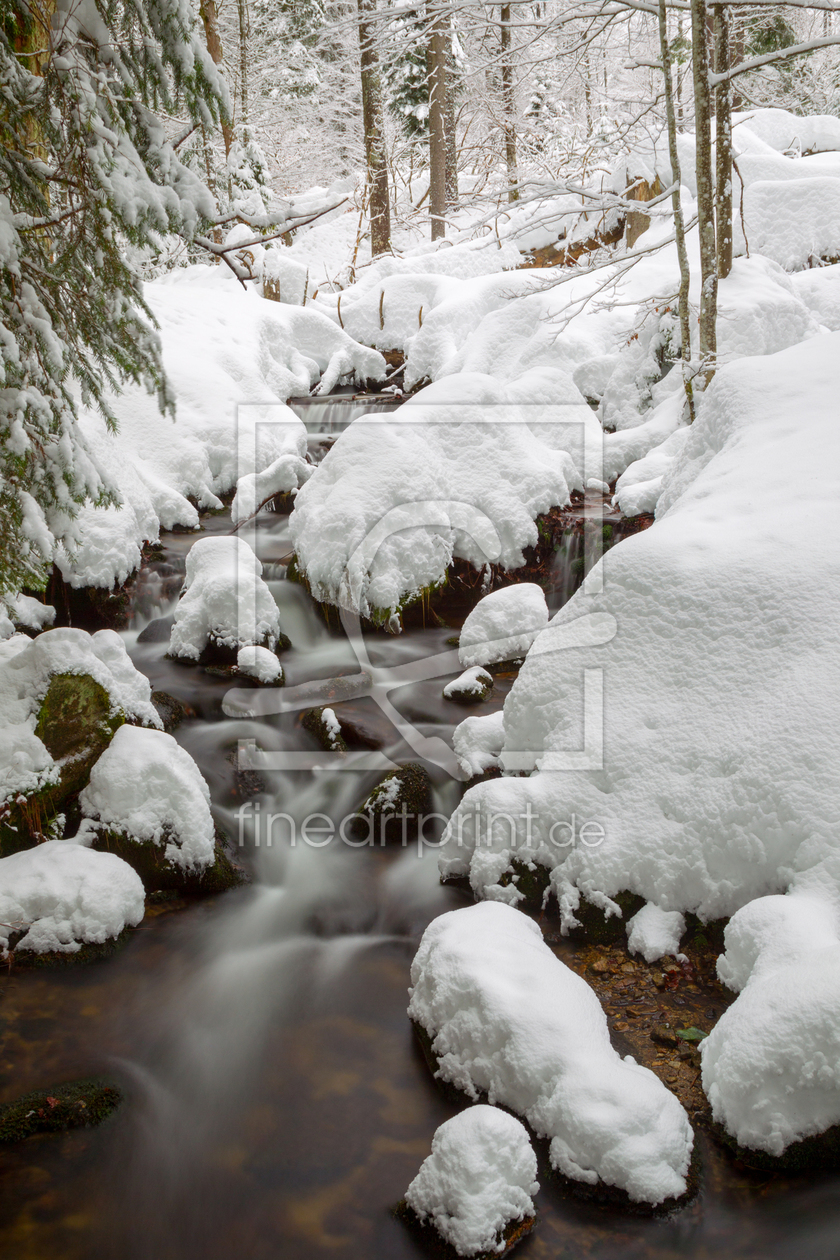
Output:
[[288, 387, 403, 437]]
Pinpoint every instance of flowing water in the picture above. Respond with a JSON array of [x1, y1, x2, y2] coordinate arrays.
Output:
[[0, 409, 838, 1259]]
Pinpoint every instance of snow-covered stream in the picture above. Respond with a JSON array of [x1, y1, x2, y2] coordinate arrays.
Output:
[[0, 499, 837, 1259]]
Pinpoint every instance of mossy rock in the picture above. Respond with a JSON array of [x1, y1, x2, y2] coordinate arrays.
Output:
[[151, 690, 195, 732], [1, 673, 125, 856], [443, 669, 493, 705], [352, 763, 433, 844], [497, 859, 550, 912], [7, 927, 134, 970], [0, 1077, 123, 1143], [88, 829, 247, 896], [711, 1118, 840, 1175], [300, 707, 348, 753], [394, 1198, 535, 1259], [563, 890, 647, 945], [190, 632, 290, 670]]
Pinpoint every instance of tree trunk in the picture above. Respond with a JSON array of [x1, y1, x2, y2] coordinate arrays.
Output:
[[500, 4, 518, 202], [690, 0, 717, 386], [428, 7, 448, 240], [357, 0, 391, 256], [199, 0, 233, 156], [658, 0, 695, 421], [444, 39, 458, 209], [238, 0, 249, 125], [714, 5, 733, 280]]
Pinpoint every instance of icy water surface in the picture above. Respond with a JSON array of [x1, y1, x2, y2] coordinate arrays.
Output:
[[0, 503, 838, 1259]]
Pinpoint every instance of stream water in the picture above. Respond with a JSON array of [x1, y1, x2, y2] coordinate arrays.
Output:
[[0, 405, 838, 1259]]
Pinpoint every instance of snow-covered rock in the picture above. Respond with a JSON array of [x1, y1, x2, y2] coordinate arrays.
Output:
[[702, 892, 840, 1157], [743, 177, 840, 271], [459, 584, 548, 669], [78, 725, 215, 871], [443, 666, 493, 703], [405, 1105, 539, 1257], [230, 407, 312, 525], [452, 711, 506, 780], [409, 902, 693, 1205], [290, 375, 582, 627], [0, 628, 160, 807], [168, 536, 281, 661], [0, 841, 144, 956], [626, 904, 686, 963], [237, 645, 284, 684]]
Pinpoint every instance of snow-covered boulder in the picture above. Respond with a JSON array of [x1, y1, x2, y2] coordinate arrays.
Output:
[[743, 176, 840, 271], [452, 711, 506, 780], [230, 406, 312, 526], [409, 902, 693, 1205], [0, 841, 144, 957], [289, 373, 582, 629], [237, 645, 284, 684], [459, 585, 548, 669], [168, 536, 282, 662], [626, 904, 686, 963], [0, 629, 161, 847], [702, 892, 840, 1158], [443, 666, 493, 704], [404, 1105, 538, 1257], [79, 725, 216, 873]]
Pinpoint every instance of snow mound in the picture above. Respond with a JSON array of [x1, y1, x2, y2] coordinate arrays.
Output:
[[459, 584, 548, 668], [736, 109, 840, 156], [743, 177, 840, 271], [230, 407, 312, 525], [452, 711, 506, 780], [0, 628, 161, 805], [0, 841, 144, 955], [237, 645, 284, 684], [290, 375, 582, 627], [627, 904, 686, 963], [169, 536, 281, 660], [409, 902, 693, 1205], [436, 331, 840, 932], [79, 725, 215, 870], [702, 893, 840, 1156], [405, 1105, 538, 1257], [443, 667, 493, 701]]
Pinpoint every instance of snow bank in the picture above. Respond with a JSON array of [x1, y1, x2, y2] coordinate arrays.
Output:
[[735, 109, 840, 156], [0, 627, 160, 805], [743, 177, 840, 271], [627, 904, 686, 963], [409, 902, 692, 1204], [437, 331, 840, 931], [459, 585, 548, 668], [230, 406, 312, 525], [79, 725, 215, 870], [290, 374, 582, 626], [59, 279, 385, 589], [702, 892, 840, 1156], [0, 841, 144, 955], [168, 536, 281, 660], [405, 1105, 538, 1257]]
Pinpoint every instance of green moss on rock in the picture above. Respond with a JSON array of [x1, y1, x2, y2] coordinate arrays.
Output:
[[89, 828, 247, 896], [300, 707, 348, 753], [353, 763, 433, 844], [0, 1077, 123, 1143]]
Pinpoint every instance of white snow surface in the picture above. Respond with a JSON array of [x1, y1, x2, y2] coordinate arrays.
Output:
[[230, 407, 312, 525], [701, 892, 840, 1155], [405, 1105, 538, 1257], [459, 584, 548, 668], [290, 375, 583, 626], [79, 725, 215, 870], [58, 279, 385, 589], [0, 841, 145, 955], [408, 902, 693, 1204], [627, 904, 686, 963], [438, 332, 840, 925], [452, 711, 506, 780], [237, 645, 283, 684], [168, 536, 281, 660], [443, 666, 493, 700], [0, 627, 161, 806]]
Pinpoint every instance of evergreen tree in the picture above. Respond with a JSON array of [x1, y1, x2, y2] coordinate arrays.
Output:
[[0, 0, 227, 598]]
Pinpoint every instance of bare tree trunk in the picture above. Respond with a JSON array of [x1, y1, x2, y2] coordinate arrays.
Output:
[[199, 0, 233, 157], [500, 4, 518, 202], [658, 0, 695, 421], [691, 0, 717, 386], [444, 38, 459, 209], [357, 0, 391, 255], [715, 5, 733, 279], [238, 0, 249, 125], [428, 6, 448, 240]]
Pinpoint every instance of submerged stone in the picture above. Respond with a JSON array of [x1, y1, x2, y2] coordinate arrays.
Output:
[[0, 1077, 123, 1143]]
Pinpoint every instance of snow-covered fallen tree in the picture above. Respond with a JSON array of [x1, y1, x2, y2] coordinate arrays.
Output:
[[409, 901, 693, 1205]]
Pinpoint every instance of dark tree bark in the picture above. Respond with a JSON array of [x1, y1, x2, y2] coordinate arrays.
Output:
[[357, 0, 391, 255], [714, 5, 734, 279], [658, 0, 695, 420], [444, 39, 459, 209], [500, 4, 518, 201], [428, 6, 448, 239], [691, 0, 717, 385]]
